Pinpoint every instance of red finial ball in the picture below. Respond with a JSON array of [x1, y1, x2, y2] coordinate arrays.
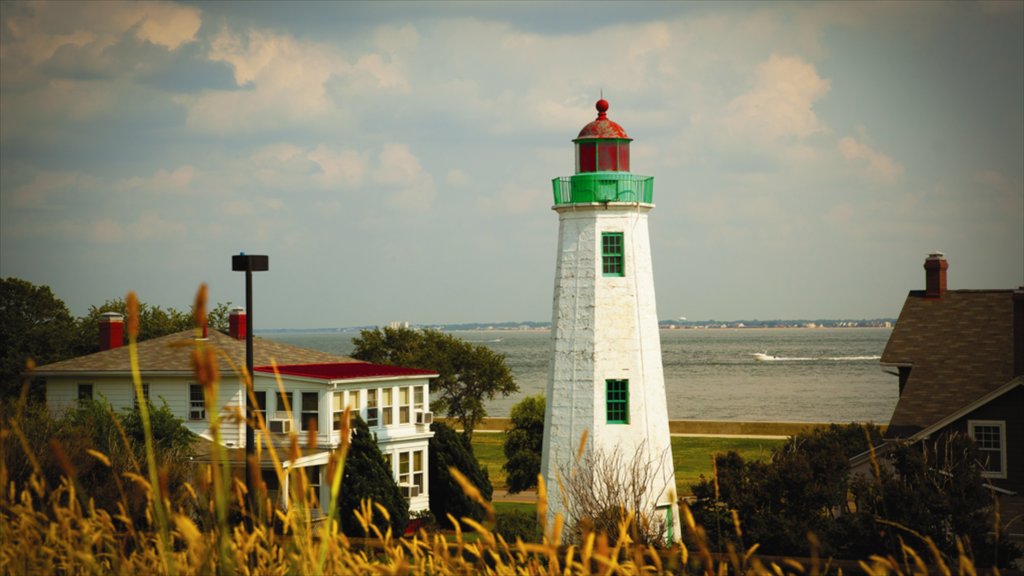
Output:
[[596, 98, 609, 114]]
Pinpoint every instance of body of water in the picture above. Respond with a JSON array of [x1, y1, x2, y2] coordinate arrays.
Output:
[[266, 327, 896, 424]]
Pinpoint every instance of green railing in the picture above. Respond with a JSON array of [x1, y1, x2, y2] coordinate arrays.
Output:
[[551, 173, 653, 205]]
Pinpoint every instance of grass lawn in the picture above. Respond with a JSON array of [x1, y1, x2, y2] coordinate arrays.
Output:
[[472, 432, 785, 496], [672, 436, 784, 495], [472, 432, 507, 490], [493, 501, 536, 516]]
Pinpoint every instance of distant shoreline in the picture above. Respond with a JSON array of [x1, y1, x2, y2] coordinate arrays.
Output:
[[257, 324, 894, 334]]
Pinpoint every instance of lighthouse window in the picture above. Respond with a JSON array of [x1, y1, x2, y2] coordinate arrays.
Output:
[[606, 379, 629, 424], [602, 232, 624, 277]]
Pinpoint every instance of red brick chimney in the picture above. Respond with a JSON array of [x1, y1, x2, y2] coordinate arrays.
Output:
[[229, 307, 247, 340], [1014, 287, 1024, 377], [99, 312, 124, 351], [924, 252, 948, 298]]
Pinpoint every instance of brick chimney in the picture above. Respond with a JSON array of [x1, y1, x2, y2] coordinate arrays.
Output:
[[1014, 287, 1024, 377], [924, 252, 948, 298], [99, 312, 124, 351], [229, 307, 247, 340]]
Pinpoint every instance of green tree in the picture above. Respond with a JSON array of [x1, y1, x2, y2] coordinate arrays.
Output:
[[1, 399, 195, 527], [428, 421, 493, 528], [1, 278, 78, 402], [690, 423, 883, 557], [70, 298, 193, 355], [351, 327, 518, 437], [502, 395, 545, 493], [337, 416, 409, 536], [841, 435, 1019, 567], [207, 301, 233, 334]]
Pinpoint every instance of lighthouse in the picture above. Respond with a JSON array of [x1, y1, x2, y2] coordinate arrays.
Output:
[[540, 98, 681, 542]]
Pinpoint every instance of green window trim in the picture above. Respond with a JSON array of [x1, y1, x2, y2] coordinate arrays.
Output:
[[606, 379, 629, 424], [602, 232, 624, 277]]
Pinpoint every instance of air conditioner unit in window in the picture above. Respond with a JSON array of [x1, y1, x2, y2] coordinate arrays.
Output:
[[401, 484, 420, 498], [415, 411, 433, 425], [269, 418, 292, 434]]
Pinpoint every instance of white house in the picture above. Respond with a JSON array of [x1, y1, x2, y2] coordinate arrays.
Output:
[[34, 309, 436, 516]]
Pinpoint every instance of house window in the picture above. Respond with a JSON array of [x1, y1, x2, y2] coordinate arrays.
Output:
[[414, 385, 425, 413], [78, 383, 93, 403], [301, 392, 318, 432], [333, 391, 359, 431], [275, 391, 293, 419], [366, 389, 379, 427], [399, 386, 411, 424], [189, 384, 205, 420], [307, 465, 321, 504], [261, 469, 280, 492], [606, 379, 629, 424], [382, 388, 394, 426], [412, 450, 424, 492], [601, 232, 624, 277], [134, 383, 149, 409], [968, 420, 1007, 478], [252, 391, 267, 424], [396, 450, 425, 494], [399, 452, 410, 487]]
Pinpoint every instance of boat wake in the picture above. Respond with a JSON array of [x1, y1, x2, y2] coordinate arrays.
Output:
[[752, 352, 880, 362]]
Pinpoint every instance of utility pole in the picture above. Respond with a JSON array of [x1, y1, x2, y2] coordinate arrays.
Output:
[[232, 253, 269, 516]]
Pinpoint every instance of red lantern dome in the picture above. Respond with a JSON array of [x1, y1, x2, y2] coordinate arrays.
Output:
[[574, 99, 631, 173], [576, 99, 630, 140]]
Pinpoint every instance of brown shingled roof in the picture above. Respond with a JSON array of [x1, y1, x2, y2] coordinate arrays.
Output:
[[882, 289, 1014, 436], [32, 329, 358, 375]]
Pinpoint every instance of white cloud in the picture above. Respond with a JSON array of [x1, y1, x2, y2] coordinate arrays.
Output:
[[722, 55, 831, 142], [1, 1, 200, 65], [10, 170, 84, 207], [374, 24, 420, 53], [446, 169, 469, 187], [374, 143, 425, 186], [87, 211, 186, 243], [837, 135, 903, 183], [132, 2, 202, 50], [371, 144, 436, 212], [188, 26, 412, 133], [308, 145, 367, 189], [120, 166, 196, 194], [188, 28, 347, 132]]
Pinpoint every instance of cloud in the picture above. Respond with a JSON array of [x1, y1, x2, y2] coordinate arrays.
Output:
[[373, 144, 436, 211], [82, 210, 187, 244], [722, 55, 831, 142], [119, 166, 196, 194], [308, 145, 368, 189], [837, 135, 904, 183], [9, 170, 87, 208], [446, 169, 469, 187], [187, 28, 347, 132], [187, 26, 411, 133], [2, 1, 200, 65]]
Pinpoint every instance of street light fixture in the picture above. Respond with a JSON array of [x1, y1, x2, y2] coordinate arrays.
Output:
[[232, 253, 269, 515]]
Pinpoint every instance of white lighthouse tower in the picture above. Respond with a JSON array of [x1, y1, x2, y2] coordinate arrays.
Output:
[[540, 98, 680, 542]]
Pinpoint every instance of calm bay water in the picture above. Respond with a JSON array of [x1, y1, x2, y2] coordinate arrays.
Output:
[[266, 327, 896, 424]]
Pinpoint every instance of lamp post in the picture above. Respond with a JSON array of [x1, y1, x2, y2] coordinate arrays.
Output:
[[232, 253, 269, 515]]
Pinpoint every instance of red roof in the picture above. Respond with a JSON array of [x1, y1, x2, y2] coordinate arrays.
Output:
[[576, 98, 630, 140], [254, 362, 438, 381]]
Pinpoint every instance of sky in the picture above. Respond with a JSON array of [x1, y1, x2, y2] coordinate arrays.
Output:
[[1, 1, 1022, 329]]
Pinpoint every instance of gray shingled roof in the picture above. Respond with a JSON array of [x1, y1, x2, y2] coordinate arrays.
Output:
[[882, 289, 1015, 436], [32, 329, 357, 374]]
